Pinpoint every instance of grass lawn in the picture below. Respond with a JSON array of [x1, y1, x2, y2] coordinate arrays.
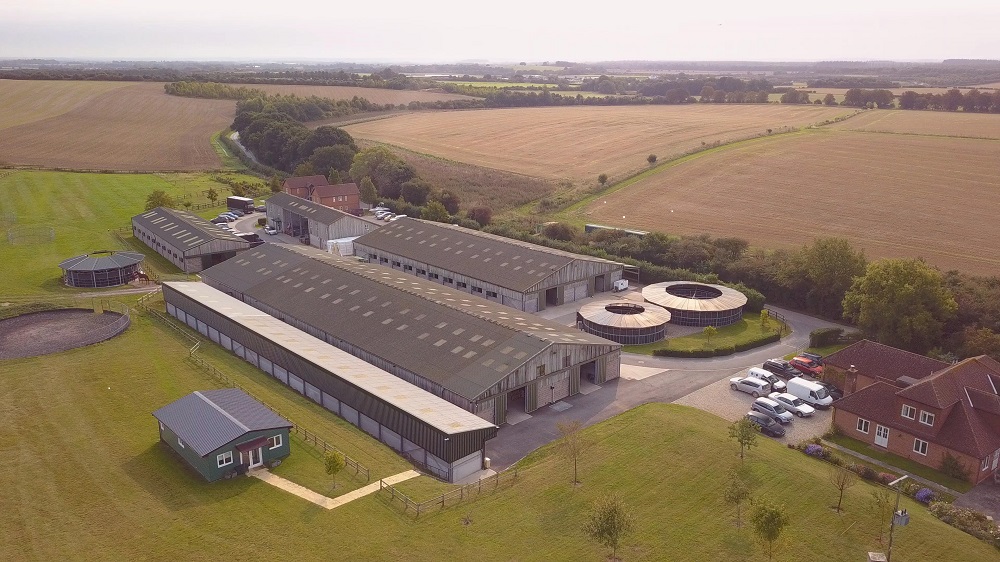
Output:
[[625, 312, 784, 355], [0, 171, 258, 295], [1, 322, 993, 562], [826, 434, 974, 493]]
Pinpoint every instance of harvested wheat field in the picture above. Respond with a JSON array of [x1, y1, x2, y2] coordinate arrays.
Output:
[[585, 130, 1000, 274], [831, 109, 1000, 139], [244, 83, 475, 104], [0, 81, 233, 171], [344, 105, 855, 183]]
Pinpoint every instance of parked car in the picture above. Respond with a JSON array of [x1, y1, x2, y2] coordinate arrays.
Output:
[[374, 211, 390, 219], [790, 356, 824, 376], [812, 379, 844, 401], [210, 217, 229, 224], [762, 359, 803, 380], [226, 209, 245, 217], [748, 367, 787, 393], [381, 213, 395, 221], [388, 214, 407, 222], [254, 205, 266, 212], [751, 397, 794, 424], [786, 377, 834, 409], [767, 392, 815, 417], [371, 205, 389, 213], [729, 376, 771, 398], [216, 214, 236, 222], [745, 411, 786, 438], [263, 226, 278, 235], [800, 352, 825, 366]]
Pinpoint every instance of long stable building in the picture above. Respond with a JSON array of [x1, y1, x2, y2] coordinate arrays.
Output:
[[265, 193, 376, 250], [132, 207, 251, 273], [199, 243, 622, 426], [163, 281, 498, 482], [353, 218, 625, 312]]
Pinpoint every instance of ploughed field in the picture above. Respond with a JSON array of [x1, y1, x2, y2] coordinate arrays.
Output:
[[343, 105, 855, 183], [0, 81, 233, 171], [585, 128, 1000, 275]]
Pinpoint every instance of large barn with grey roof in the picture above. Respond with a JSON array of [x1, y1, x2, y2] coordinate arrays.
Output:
[[132, 207, 251, 273], [352, 218, 625, 312], [197, 243, 622, 426], [265, 192, 376, 250]]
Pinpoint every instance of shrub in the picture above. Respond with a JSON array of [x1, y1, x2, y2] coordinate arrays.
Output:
[[915, 488, 937, 504], [929, 502, 1000, 547], [940, 452, 971, 482], [856, 465, 878, 481], [877, 472, 896, 485], [804, 444, 825, 457], [900, 481, 921, 496], [810, 327, 843, 347]]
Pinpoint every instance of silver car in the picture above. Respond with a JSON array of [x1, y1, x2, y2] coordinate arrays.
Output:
[[751, 397, 794, 424], [729, 376, 771, 398], [768, 392, 816, 418]]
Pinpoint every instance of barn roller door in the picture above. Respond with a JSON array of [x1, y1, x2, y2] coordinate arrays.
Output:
[[452, 451, 483, 482]]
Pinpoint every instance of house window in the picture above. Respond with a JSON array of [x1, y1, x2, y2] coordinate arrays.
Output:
[[901, 404, 916, 420], [178, 438, 186, 449], [268, 434, 283, 450], [984, 456, 992, 471], [856, 418, 870, 434], [457, 282, 468, 289], [913, 439, 928, 456], [217, 451, 234, 468], [919, 411, 935, 426]]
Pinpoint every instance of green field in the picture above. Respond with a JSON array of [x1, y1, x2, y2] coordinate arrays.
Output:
[[0, 171, 258, 295], [625, 313, 784, 355]]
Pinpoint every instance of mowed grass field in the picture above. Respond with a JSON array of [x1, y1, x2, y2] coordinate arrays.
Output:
[[0, 81, 233, 171], [245, 83, 476, 104], [0, 171, 245, 295], [344, 105, 855, 184], [830, 108, 1000, 138], [585, 127, 1000, 274], [1, 322, 993, 562]]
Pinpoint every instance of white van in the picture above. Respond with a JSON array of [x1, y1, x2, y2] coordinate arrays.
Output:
[[786, 377, 833, 409], [748, 367, 787, 393]]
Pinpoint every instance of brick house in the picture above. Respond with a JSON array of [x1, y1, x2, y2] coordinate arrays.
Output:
[[282, 176, 361, 213], [832, 353, 1000, 485], [824, 339, 950, 395]]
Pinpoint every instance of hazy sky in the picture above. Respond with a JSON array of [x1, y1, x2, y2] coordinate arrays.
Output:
[[2, 1, 999, 63]]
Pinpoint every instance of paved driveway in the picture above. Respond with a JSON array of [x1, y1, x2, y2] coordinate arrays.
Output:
[[485, 289, 848, 469]]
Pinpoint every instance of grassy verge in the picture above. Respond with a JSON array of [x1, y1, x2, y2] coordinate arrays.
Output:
[[826, 434, 973, 493], [211, 129, 247, 171], [783, 343, 851, 360], [625, 313, 784, 355]]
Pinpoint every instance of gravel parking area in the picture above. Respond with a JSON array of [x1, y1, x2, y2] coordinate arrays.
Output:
[[673, 368, 832, 443]]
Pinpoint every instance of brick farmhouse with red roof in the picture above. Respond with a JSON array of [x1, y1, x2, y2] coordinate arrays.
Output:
[[282, 176, 361, 214], [826, 340, 1000, 485]]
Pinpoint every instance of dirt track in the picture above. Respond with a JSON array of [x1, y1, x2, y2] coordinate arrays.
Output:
[[0, 309, 128, 359]]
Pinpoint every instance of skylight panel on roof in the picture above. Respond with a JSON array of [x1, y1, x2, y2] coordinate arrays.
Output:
[[514, 351, 528, 360], [434, 339, 447, 347], [418, 333, 429, 340], [350, 305, 360, 312], [453, 328, 465, 335], [451, 346, 464, 354], [363, 311, 374, 317], [501, 346, 514, 354], [436, 322, 448, 328], [332, 298, 343, 304], [350, 289, 360, 295]]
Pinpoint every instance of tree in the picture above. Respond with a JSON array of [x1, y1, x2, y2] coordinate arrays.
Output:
[[842, 258, 957, 353], [542, 222, 576, 242], [598, 173, 608, 186], [349, 145, 416, 200], [829, 466, 858, 513], [206, 187, 219, 205], [647, 154, 657, 165], [801, 237, 867, 318], [293, 161, 315, 177], [269, 175, 283, 193], [960, 326, 1000, 360], [359, 176, 378, 206], [328, 169, 342, 184], [750, 500, 790, 560], [435, 190, 461, 214], [760, 309, 770, 329], [868, 488, 893, 545], [823, 93, 837, 106], [421, 201, 451, 223], [557, 420, 585, 485], [144, 190, 174, 211], [400, 178, 433, 206], [309, 144, 356, 179], [724, 468, 753, 528], [324, 451, 346, 490], [703, 325, 718, 346], [728, 418, 758, 462], [583, 493, 635, 561], [467, 207, 492, 226]]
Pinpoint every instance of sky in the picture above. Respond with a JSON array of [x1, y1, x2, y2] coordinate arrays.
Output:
[[2, 1, 999, 63]]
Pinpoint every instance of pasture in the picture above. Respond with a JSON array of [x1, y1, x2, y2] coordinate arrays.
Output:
[[584, 129, 1000, 275], [344, 105, 855, 184], [830, 108, 1000, 138], [0, 81, 233, 171], [243, 83, 476, 104]]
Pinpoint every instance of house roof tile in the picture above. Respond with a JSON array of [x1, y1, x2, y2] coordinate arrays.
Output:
[[825, 339, 949, 385]]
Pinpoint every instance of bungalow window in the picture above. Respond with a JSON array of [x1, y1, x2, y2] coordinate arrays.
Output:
[[217, 451, 234, 468], [856, 418, 870, 434], [913, 439, 928, 456], [901, 404, 916, 420], [919, 411, 935, 426], [267, 434, 283, 450]]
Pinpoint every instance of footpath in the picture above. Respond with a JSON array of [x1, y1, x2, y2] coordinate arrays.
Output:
[[253, 469, 420, 510]]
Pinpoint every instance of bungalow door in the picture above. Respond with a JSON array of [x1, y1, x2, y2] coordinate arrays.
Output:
[[248, 447, 263, 468], [875, 425, 889, 448]]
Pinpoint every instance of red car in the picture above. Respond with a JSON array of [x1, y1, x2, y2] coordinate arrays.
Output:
[[790, 356, 824, 376]]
